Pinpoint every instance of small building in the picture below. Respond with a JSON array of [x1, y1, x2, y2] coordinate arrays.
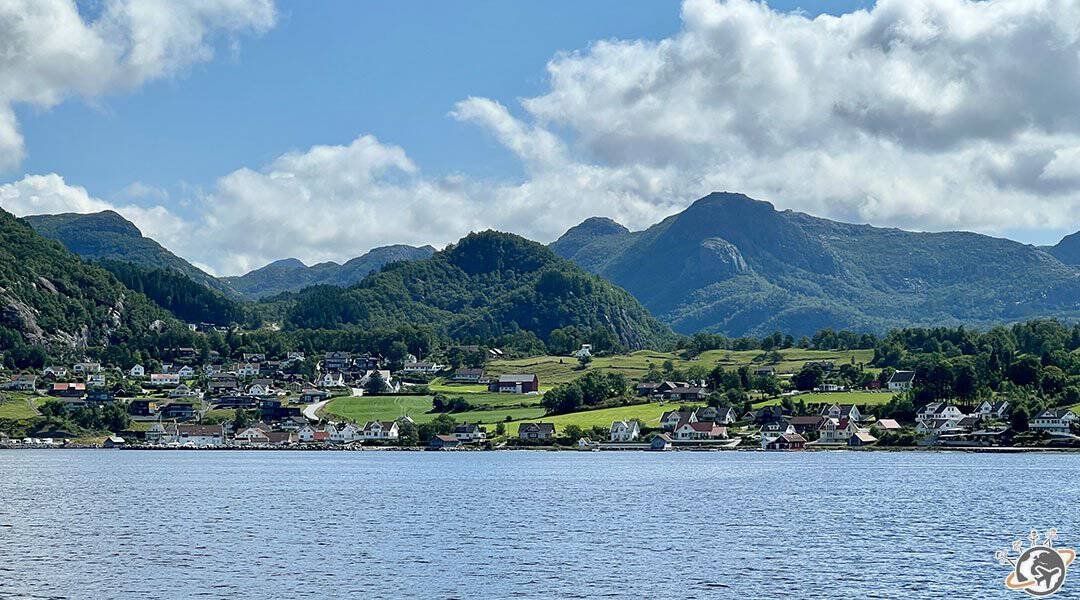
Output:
[[873, 418, 903, 433], [450, 368, 486, 383], [609, 420, 641, 442], [887, 370, 916, 391], [490, 374, 539, 394], [103, 435, 126, 449], [572, 344, 592, 359], [650, 434, 673, 451], [766, 432, 807, 451], [518, 422, 555, 442], [429, 434, 461, 449], [848, 431, 878, 447], [402, 361, 443, 374], [452, 423, 487, 443]]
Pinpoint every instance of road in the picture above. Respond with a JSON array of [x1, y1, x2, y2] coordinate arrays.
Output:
[[302, 398, 331, 421]]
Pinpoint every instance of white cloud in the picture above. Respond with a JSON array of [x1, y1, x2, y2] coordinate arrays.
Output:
[[0, 0, 275, 170], [4, 0, 1080, 276]]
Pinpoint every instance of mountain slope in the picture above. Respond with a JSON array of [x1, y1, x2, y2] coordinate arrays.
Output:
[[284, 231, 674, 350], [0, 209, 171, 354], [25, 211, 236, 297], [552, 192, 1080, 336], [223, 244, 437, 299], [99, 260, 245, 325], [1048, 231, 1080, 267]]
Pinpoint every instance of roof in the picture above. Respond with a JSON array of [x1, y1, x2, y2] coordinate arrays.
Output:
[[452, 368, 485, 376], [850, 431, 877, 443], [519, 422, 555, 434], [683, 421, 722, 433], [775, 433, 806, 444], [498, 374, 537, 383], [875, 418, 902, 430], [888, 370, 916, 384], [177, 424, 222, 436], [433, 434, 458, 443]]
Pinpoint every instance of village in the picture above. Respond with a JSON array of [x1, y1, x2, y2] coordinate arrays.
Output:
[[2, 341, 1077, 452]]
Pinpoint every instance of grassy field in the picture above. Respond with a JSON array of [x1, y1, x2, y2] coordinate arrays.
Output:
[[0, 394, 40, 420], [505, 401, 704, 436], [322, 395, 546, 426], [752, 390, 898, 408], [485, 348, 877, 386]]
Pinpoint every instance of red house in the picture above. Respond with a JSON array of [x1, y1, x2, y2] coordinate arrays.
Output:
[[489, 374, 539, 394]]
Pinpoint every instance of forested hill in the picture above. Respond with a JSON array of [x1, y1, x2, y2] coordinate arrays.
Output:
[[284, 231, 675, 350], [551, 192, 1080, 337], [24, 211, 237, 297], [221, 244, 437, 300], [99, 260, 245, 326], [0, 209, 172, 359], [1048, 231, 1080, 267]]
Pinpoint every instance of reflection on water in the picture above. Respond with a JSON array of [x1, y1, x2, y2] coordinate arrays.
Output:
[[0, 450, 1076, 599]]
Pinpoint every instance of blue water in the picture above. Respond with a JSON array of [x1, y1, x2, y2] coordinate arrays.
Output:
[[0, 450, 1078, 599]]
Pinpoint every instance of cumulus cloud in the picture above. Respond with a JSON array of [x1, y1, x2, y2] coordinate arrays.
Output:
[[0, 0, 275, 170], [4, 0, 1080, 275]]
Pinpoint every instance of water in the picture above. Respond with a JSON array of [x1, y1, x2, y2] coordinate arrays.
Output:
[[1, 450, 1078, 599]]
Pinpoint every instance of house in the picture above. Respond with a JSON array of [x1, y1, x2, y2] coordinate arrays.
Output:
[[760, 420, 796, 447], [916, 403, 965, 425], [361, 420, 399, 441], [973, 400, 1011, 420], [43, 366, 68, 378], [279, 416, 309, 431], [753, 366, 776, 377], [490, 374, 539, 394], [609, 420, 641, 442], [331, 423, 362, 443], [817, 417, 860, 444], [650, 434, 674, 451], [674, 421, 726, 441], [518, 422, 555, 442], [85, 390, 115, 406], [300, 389, 330, 404], [873, 418, 903, 433], [359, 370, 396, 392], [209, 378, 239, 395], [753, 405, 789, 426], [429, 434, 461, 449], [402, 361, 443, 374], [320, 371, 347, 389], [693, 406, 718, 422], [176, 366, 195, 378], [248, 378, 275, 396], [149, 373, 181, 387], [168, 384, 199, 398], [916, 418, 964, 435], [450, 368, 486, 383], [128, 399, 157, 416], [635, 382, 662, 397], [49, 382, 86, 398], [848, 431, 878, 446], [660, 410, 695, 430], [766, 432, 807, 450], [266, 431, 297, 446], [887, 370, 916, 391], [236, 363, 259, 377], [820, 403, 862, 422], [213, 395, 258, 410], [663, 385, 709, 401], [103, 435, 126, 449], [789, 415, 826, 434], [452, 423, 487, 443], [159, 401, 196, 421], [129, 365, 145, 378], [323, 351, 352, 371], [233, 427, 271, 445], [177, 424, 225, 447], [297, 424, 318, 443], [716, 407, 739, 424], [3, 374, 37, 391], [86, 373, 106, 387], [242, 353, 266, 363], [73, 362, 101, 375], [572, 344, 593, 359], [1030, 409, 1078, 435]]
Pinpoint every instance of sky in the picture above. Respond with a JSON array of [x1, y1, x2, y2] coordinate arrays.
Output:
[[0, 0, 1077, 276]]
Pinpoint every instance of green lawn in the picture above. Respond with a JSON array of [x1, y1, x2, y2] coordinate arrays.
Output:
[[505, 401, 702, 436], [752, 390, 898, 408], [0, 394, 40, 420], [322, 394, 547, 426], [485, 348, 877, 387]]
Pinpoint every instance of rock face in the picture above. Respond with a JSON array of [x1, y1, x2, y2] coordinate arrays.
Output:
[[551, 192, 1080, 336]]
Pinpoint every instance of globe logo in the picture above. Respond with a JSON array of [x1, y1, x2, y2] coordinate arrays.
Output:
[[998, 530, 1076, 597]]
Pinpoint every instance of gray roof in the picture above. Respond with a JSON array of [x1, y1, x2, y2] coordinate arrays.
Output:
[[498, 374, 537, 383]]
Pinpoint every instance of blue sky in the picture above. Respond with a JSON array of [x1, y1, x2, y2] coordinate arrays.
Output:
[[1, 0, 1076, 275], [14, 0, 870, 203]]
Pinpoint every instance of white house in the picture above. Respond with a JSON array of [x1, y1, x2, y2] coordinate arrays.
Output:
[[129, 364, 145, 378], [675, 421, 726, 441], [916, 403, 965, 425], [233, 427, 271, 445], [73, 362, 101, 375], [43, 366, 68, 378], [973, 400, 1010, 420], [147, 423, 224, 447], [149, 373, 181, 387], [320, 371, 347, 388], [86, 373, 106, 387], [1030, 409, 1078, 435], [572, 344, 593, 359], [452, 423, 487, 443], [330, 423, 362, 443], [248, 379, 275, 396], [817, 417, 860, 444], [298, 424, 318, 443], [361, 420, 399, 441], [609, 420, 641, 442], [237, 363, 259, 377], [887, 370, 916, 391], [168, 384, 199, 398], [176, 366, 195, 378], [821, 403, 862, 422], [402, 361, 443, 374], [660, 410, 695, 430]]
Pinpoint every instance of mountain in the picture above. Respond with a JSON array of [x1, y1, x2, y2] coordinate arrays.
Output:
[[1048, 231, 1080, 267], [0, 209, 171, 355], [284, 231, 674, 350], [223, 245, 437, 300], [24, 211, 236, 297], [551, 192, 1080, 336], [99, 260, 245, 325]]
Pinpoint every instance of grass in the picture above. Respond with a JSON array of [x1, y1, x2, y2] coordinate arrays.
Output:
[[751, 390, 898, 408], [505, 401, 703, 436], [485, 348, 877, 386], [322, 394, 548, 426], [0, 394, 40, 420]]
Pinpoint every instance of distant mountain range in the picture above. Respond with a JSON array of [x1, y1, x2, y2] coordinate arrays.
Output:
[[24, 211, 237, 297], [221, 245, 436, 300], [551, 192, 1080, 336]]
